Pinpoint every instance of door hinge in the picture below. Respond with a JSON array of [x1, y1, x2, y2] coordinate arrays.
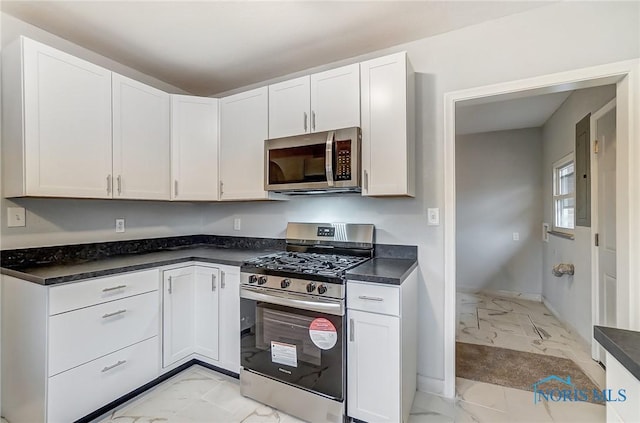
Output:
[[595, 233, 599, 246], [594, 139, 599, 154]]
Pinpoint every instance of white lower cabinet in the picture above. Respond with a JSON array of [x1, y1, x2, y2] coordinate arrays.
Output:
[[347, 268, 418, 423], [47, 337, 159, 423], [162, 263, 240, 373], [605, 352, 640, 422], [1, 269, 161, 423]]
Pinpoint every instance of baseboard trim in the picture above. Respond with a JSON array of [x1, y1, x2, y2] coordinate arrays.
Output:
[[417, 374, 446, 397], [75, 359, 238, 423], [542, 296, 590, 348]]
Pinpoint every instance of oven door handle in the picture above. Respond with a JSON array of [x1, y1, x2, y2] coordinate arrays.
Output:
[[240, 286, 344, 316]]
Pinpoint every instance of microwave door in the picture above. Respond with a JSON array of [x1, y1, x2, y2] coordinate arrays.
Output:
[[325, 131, 335, 187]]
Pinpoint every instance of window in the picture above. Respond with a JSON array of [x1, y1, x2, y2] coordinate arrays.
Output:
[[552, 154, 575, 234]]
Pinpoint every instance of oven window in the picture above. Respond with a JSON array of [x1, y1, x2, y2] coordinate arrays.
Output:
[[241, 299, 344, 401]]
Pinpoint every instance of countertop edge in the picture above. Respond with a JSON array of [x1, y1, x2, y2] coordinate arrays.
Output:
[[1, 255, 247, 286], [346, 259, 418, 285], [594, 326, 640, 381]]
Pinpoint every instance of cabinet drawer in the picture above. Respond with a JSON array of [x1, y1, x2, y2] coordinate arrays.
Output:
[[49, 269, 159, 315], [49, 290, 159, 376], [47, 336, 159, 423], [347, 281, 399, 316]]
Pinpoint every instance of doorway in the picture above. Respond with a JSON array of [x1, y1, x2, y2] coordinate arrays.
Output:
[[442, 59, 640, 399]]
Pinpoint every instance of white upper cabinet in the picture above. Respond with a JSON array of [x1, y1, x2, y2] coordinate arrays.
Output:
[[268, 63, 360, 139], [113, 74, 171, 200], [310, 63, 360, 132], [360, 52, 415, 197], [171, 95, 219, 201], [2, 36, 113, 198], [219, 86, 269, 201], [268, 76, 311, 139]]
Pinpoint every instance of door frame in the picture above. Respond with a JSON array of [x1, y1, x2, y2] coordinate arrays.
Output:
[[590, 98, 617, 362], [443, 59, 640, 398]]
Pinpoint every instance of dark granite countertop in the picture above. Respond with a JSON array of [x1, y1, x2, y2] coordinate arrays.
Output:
[[346, 257, 418, 285], [0, 246, 277, 286], [1, 235, 418, 287], [594, 326, 640, 380]]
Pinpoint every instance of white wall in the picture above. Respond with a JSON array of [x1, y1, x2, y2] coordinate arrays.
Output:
[[0, 1, 638, 394], [541, 85, 616, 343], [456, 128, 543, 297]]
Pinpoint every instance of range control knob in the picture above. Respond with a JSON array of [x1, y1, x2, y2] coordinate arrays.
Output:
[[248, 275, 258, 284], [281, 279, 291, 288], [258, 276, 268, 285], [306, 282, 316, 293], [317, 284, 327, 295]]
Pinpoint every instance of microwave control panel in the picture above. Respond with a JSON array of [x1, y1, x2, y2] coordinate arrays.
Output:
[[335, 140, 352, 181]]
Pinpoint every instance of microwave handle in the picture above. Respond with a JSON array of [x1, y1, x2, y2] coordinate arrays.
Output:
[[325, 131, 335, 187]]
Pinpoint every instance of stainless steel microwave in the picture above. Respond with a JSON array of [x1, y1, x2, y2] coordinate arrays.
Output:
[[264, 127, 361, 194]]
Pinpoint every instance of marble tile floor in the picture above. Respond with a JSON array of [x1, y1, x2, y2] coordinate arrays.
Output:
[[88, 364, 605, 423], [457, 291, 606, 391]]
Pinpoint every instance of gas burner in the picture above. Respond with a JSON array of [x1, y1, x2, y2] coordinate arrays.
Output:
[[244, 251, 369, 278]]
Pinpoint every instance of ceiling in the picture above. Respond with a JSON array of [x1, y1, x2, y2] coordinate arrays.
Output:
[[1, 1, 552, 96], [455, 90, 572, 135]]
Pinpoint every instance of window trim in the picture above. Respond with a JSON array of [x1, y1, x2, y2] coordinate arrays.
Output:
[[552, 153, 575, 236]]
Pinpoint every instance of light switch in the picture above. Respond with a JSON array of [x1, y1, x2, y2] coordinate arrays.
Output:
[[7, 207, 26, 227], [513, 232, 520, 241], [427, 208, 440, 226], [233, 218, 241, 231]]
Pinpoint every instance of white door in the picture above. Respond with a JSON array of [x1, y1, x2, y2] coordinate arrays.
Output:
[[268, 76, 310, 138], [194, 266, 220, 361], [310, 63, 360, 132], [162, 267, 195, 367], [347, 309, 400, 423], [219, 87, 269, 201], [171, 95, 219, 201], [113, 74, 171, 200], [217, 266, 241, 373], [596, 104, 617, 361], [22, 37, 113, 198]]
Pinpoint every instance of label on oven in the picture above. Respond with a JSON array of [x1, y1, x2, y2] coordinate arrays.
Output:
[[271, 341, 298, 367], [309, 318, 338, 350]]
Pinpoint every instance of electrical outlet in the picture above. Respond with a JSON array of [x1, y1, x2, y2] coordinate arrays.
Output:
[[513, 232, 520, 241], [427, 208, 440, 226], [7, 207, 26, 227], [233, 218, 241, 231], [115, 218, 125, 233]]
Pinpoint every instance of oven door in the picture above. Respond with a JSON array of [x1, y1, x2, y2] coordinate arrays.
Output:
[[240, 286, 345, 401], [264, 127, 360, 192]]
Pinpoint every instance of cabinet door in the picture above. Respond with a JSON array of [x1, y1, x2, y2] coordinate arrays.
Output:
[[218, 266, 240, 373], [162, 267, 195, 367], [194, 266, 220, 361], [113, 74, 171, 200], [171, 95, 219, 201], [347, 309, 400, 423], [310, 63, 360, 133], [360, 52, 414, 197], [268, 76, 310, 138], [22, 37, 113, 198], [219, 87, 269, 201]]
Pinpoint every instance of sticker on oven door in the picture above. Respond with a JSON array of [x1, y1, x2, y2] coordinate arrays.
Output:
[[271, 341, 298, 367], [309, 318, 338, 350]]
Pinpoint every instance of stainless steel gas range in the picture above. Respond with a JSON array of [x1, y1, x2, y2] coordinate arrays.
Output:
[[239, 222, 374, 423]]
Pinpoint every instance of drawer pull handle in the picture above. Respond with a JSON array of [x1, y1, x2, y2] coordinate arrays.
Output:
[[102, 360, 127, 373], [358, 295, 384, 302], [221, 271, 226, 289], [102, 285, 127, 292], [349, 318, 355, 342], [102, 309, 127, 319], [212, 274, 217, 291]]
